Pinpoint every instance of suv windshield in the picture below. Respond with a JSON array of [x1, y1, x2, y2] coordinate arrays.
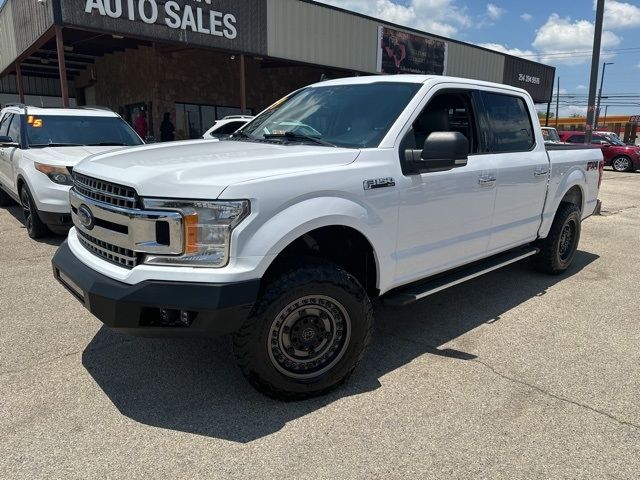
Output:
[[25, 115, 143, 147], [240, 82, 422, 148]]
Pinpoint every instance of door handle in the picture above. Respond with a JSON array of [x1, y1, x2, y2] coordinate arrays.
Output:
[[533, 168, 549, 177]]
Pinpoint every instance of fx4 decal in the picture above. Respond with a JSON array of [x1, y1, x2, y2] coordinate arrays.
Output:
[[363, 178, 395, 190]]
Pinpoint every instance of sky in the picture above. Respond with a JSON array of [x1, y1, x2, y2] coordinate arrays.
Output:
[[316, 0, 640, 117]]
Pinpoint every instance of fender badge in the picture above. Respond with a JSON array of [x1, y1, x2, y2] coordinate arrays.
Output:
[[363, 178, 395, 190]]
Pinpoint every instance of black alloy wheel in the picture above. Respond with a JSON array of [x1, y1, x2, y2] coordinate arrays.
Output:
[[20, 186, 49, 239]]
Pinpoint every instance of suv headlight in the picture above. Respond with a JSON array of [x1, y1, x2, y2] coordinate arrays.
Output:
[[142, 199, 250, 267], [34, 162, 73, 185]]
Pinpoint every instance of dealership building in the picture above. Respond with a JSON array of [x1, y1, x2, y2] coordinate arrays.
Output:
[[0, 0, 556, 140]]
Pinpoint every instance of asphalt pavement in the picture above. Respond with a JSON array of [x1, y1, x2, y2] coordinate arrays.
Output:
[[1, 170, 639, 479]]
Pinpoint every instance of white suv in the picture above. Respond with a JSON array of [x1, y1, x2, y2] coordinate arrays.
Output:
[[0, 105, 143, 238], [202, 115, 254, 139]]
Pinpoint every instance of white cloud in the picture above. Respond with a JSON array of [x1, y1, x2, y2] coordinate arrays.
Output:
[[533, 13, 622, 65], [520, 13, 533, 22], [478, 43, 538, 61], [315, 0, 471, 37], [601, 0, 640, 29], [576, 84, 587, 90], [558, 88, 568, 94], [486, 3, 506, 21]]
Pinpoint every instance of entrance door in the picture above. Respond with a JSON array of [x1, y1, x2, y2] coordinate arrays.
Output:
[[394, 89, 498, 285]]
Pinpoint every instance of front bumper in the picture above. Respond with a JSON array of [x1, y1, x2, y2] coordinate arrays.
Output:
[[52, 241, 260, 337]]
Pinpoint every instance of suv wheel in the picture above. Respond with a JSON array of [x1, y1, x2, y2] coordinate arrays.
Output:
[[611, 156, 633, 172], [20, 185, 50, 239], [532, 203, 581, 275], [233, 262, 373, 400]]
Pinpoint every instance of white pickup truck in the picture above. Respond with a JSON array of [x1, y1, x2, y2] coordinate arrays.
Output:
[[52, 75, 603, 399]]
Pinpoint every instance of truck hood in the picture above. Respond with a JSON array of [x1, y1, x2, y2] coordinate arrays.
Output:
[[73, 139, 360, 198], [23, 146, 128, 167]]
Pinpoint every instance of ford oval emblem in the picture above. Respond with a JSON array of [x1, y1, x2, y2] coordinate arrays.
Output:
[[78, 204, 95, 230]]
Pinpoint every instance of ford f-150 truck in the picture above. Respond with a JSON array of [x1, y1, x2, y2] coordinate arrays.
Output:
[[52, 76, 603, 399]]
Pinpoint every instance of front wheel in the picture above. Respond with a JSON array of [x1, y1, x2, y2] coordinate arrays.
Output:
[[532, 203, 581, 275], [611, 156, 633, 172], [20, 185, 50, 239], [233, 263, 373, 400]]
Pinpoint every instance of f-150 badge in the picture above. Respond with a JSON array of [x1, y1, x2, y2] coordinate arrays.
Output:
[[363, 178, 395, 190]]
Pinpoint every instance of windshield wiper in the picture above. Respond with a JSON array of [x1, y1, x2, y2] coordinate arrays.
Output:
[[264, 131, 337, 147], [87, 142, 129, 146], [29, 142, 83, 147]]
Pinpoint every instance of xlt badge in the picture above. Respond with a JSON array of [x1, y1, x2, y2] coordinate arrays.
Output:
[[363, 178, 395, 190]]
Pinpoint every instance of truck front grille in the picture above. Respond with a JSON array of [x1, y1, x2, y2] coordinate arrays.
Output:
[[73, 173, 138, 209], [77, 229, 140, 269]]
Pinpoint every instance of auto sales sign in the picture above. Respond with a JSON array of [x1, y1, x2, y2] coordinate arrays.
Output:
[[63, 0, 267, 54]]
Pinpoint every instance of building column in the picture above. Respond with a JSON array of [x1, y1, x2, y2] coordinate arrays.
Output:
[[15, 62, 25, 103], [240, 54, 247, 114], [54, 26, 70, 107]]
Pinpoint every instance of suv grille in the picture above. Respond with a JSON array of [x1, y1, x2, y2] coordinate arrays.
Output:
[[73, 173, 138, 209], [77, 230, 140, 269]]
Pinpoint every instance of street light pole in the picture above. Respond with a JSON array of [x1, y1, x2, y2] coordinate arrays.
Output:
[[595, 61, 614, 128], [555, 77, 560, 128], [585, 0, 605, 143]]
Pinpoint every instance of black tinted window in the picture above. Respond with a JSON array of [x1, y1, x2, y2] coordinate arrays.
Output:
[[0, 114, 11, 137], [483, 93, 534, 152], [411, 91, 478, 153], [567, 134, 585, 143], [7, 114, 20, 143]]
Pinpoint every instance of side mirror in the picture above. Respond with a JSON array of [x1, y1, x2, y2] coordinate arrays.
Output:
[[0, 135, 14, 145], [405, 131, 469, 173], [601, 143, 611, 147]]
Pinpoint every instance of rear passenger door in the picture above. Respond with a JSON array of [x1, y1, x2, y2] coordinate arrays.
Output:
[[481, 91, 549, 253]]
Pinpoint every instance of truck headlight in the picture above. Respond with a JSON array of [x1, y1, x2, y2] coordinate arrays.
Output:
[[142, 199, 250, 267], [34, 162, 73, 185]]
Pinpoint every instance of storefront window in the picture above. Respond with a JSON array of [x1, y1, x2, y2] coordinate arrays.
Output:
[[175, 103, 251, 139]]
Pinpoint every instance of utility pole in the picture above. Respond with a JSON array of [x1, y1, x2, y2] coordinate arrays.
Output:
[[595, 61, 614, 127], [555, 77, 560, 128], [545, 76, 554, 127], [585, 0, 605, 143]]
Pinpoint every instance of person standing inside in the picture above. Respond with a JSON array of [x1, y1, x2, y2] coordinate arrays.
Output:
[[134, 111, 148, 140], [160, 112, 175, 142]]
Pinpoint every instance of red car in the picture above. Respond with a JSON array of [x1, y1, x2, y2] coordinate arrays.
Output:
[[559, 131, 640, 172]]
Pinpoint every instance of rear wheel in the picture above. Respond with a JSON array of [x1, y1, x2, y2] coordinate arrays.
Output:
[[611, 156, 633, 172], [233, 263, 373, 400], [532, 203, 581, 275], [20, 185, 50, 239]]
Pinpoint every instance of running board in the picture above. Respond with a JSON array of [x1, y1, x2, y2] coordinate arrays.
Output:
[[383, 247, 539, 307]]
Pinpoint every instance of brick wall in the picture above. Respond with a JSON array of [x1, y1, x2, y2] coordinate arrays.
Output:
[[74, 45, 350, 140]]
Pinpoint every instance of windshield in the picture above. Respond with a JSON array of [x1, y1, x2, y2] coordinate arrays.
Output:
[[240, 82, 422, 148], [25, 115, 143, 147], [541, 128, 560, 142]]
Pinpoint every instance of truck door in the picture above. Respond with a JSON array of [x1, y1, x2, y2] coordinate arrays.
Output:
[[480, 91, 549, 253], [394, 88, 498, 286]]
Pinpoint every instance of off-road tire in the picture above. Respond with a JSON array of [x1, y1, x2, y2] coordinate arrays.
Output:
[[20, 185, 50, 239], [0, 188, 13, 206], [532, 203, 581, 275], [611, 156, 633, 172], [233, 263, 373, 400]]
